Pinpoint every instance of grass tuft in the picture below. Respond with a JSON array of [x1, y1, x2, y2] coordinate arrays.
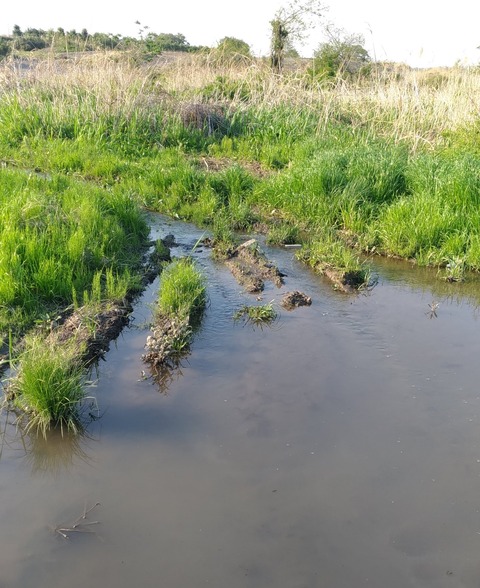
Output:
[[8, 337, 86, 437], [157, 258, 207, 324], [234, 302, 278, 328]]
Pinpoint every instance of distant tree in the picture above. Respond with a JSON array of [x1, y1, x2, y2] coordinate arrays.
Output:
[[15, 28, 48, 51], [284, 41, 300, 58], [144, 32, 190, 54], [309, 27, 371, 80], [81, 28, 89, 40], [213, 37, 252, 63], [12, 24, 22, 37], [91, 32, 122, 50], [270, 0, 325, 72], [0, 38, 11, 58]]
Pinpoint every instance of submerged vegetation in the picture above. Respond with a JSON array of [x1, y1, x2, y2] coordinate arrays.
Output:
[[1, 45, 480, 431]]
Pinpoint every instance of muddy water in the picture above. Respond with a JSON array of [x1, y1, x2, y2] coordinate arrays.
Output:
[[2, 215, 480, 588]]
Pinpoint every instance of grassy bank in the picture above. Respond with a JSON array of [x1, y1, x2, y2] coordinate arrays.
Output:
[[1, 54, 479, 277], [0, 167, 149, 344]]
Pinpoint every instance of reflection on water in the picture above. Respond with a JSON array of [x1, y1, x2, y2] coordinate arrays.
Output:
[[0, 408, 94, 475], [2, 215, 480, 587], [144, 357, 186, 394]]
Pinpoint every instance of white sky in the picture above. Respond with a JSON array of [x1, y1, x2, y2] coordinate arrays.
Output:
[[2, 0, 479, 68]]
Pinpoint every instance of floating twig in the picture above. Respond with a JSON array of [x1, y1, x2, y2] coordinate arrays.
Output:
[[427, 301, 439, 319], [54, 502, 101, 540]]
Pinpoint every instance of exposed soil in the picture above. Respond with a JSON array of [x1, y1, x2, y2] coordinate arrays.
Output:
[[49, 301, 133, 366], [323, 268, 366, 293], [0, 242, 170, 384], [281, 291, 312, 310], [224, 239, 284, 293]]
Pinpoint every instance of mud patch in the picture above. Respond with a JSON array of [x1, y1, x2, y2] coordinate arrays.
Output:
[[281, 291, 312, 310], [49, 302, 133, 365], [224, 239, 284, 293]]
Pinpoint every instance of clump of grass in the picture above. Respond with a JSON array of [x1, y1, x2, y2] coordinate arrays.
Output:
[[144, 258, 206, 372], [211, 214, 236, 258], [234, 302, 278, 328], [157, 257, 206, 324], [8, 337, 87, 437], [440, 257, 466, 282], [266, 223, 300, 246], [151, 239, 171, 264], [297, 233, 371, 290]]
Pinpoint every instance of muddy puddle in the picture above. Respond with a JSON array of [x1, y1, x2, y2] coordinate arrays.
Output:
[[2, 214, 480, 587]]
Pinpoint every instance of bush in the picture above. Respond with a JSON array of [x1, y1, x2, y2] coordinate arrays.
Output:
[[308, 34, 371, 81]]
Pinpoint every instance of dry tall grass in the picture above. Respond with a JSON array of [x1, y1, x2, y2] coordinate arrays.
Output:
[[0, 51, 479, 150]]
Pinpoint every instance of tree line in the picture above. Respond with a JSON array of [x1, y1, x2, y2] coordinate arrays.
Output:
[[0, 1, 374, 80]]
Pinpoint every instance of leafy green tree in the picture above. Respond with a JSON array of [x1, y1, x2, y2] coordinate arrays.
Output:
[[14, 28, 48, 51], [145, 32, 190, 54], [309, 28, 371, 80], [270, 0, 325, 72], [91, 32, 122, 50]]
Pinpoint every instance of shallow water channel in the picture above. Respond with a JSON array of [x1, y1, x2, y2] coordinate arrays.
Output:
[[2, 214, 480, 588]]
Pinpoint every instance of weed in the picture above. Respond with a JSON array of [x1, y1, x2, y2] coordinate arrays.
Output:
[[441, 257, 466, 282], [234, 302, 278, 328]]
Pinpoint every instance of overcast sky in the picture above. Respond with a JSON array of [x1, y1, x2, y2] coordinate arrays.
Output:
[[2, 0, 479, 67]]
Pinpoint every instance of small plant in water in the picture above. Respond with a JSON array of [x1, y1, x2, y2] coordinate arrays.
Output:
[[234, 301, 278, 328], [441, 257, 465, 282], [8, 336, 86, 437]]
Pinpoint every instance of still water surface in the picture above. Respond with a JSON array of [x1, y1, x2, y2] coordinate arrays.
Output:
[[2, 215, 480, 588]]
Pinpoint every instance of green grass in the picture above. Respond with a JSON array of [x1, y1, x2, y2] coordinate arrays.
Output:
[[0, 168, 149, 343], [157, 258, 206, 324], [297, 232, 372, 289], [234, 302, 278, 327], [8, 337, 87, 437], [1, 55, 480, 307], [266, 223, 301, 246], [144, 257, 207, 370]]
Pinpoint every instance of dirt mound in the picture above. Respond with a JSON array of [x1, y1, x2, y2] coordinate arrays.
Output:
[[281, 291, 312, 310], [225, 239, 284, 293], [49, 301, 133, 365]]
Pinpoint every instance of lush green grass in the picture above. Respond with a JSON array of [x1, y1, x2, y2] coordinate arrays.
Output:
[[0, 168, 149, 342], [297, 231, 372, 288], [157, 258, 206, 323], [144, 257, 206, 367], [1, 55, 480, 285], [8, 337, 87, 437]]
